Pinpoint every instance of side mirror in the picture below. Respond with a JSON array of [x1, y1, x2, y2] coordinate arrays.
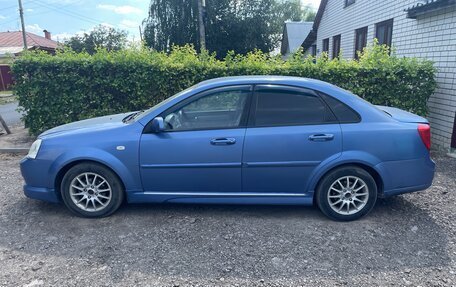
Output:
[[151, 117, 165, 133]]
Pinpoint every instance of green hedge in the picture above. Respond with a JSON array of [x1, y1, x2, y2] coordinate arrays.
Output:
[[12, 44, 436, 135]]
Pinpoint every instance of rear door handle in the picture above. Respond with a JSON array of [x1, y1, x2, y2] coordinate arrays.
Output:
[[210, 138, 236, 145], [308, 134, 334, 142]]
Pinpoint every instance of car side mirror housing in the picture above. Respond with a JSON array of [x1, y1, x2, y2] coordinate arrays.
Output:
[[151, 117, 165, 133]]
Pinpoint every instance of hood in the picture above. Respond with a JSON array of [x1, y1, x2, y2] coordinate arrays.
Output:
[[375, 105, 428, 124], [39, 112, 133, 138]]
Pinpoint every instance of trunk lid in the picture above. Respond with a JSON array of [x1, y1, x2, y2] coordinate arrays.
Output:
[[375, 105, 428, 124]]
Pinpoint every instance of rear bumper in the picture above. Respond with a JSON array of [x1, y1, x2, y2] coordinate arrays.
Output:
[[376, 156, 435, 197], [23, 185, 60, 203], [380, 183, 432, 198]]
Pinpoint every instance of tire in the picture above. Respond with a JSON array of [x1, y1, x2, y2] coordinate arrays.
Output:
[[61, 162, 124, 218], [316, 166, 377, 221]]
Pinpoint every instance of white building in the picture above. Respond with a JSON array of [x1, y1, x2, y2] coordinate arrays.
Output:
[[280, 21, 313, 59], [301, 0, 456, 152]]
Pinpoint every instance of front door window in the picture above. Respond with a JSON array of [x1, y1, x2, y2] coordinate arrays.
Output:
[[162, 89, 249, 131]]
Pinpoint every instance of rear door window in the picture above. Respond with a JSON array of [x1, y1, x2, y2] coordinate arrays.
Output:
[[253, 86, 336, 126]]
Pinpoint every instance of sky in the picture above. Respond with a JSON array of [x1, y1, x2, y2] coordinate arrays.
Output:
[[0, 0, 321, 42]]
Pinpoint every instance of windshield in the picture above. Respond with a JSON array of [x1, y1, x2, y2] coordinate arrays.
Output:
[[132, 85, 197, 122]]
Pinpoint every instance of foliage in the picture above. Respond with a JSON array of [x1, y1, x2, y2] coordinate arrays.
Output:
[[63, 25, 128, 55], [11, 43, 436, 135], [143, 0, 316, 56]]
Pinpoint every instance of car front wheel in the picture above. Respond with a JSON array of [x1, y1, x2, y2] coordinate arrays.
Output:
[[61, 163, 124, 218], [316, 166, 377, 221]]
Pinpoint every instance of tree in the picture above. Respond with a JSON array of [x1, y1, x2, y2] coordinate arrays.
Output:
[[143, 0, 199, 52], [143, 0, 316, 57], [64, 25, 128, 54]]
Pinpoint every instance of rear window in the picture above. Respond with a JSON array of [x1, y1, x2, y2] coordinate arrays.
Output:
[[319, 93, 360, 123]]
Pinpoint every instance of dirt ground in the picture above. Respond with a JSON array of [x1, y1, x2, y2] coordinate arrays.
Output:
[[0, 125, 34, 148], [0, 153, 455, 286]]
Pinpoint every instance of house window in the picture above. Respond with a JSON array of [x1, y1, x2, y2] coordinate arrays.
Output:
[[311, 44, 317, 57], [332, 35, 341, 59], [354, 26, 368, 59], [345, 0, 355, 7], [375, 19, 393, 47], [322, 38, 329, 54]]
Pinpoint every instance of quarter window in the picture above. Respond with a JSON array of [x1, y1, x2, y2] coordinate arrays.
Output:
[[319, 93, 360, 123], [162, 88, 249, 131], [254, 87, 334, 126]]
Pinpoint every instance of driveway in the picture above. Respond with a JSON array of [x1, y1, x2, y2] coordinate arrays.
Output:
[[0, 154, 454, 286], [0, 101, 22, 126]]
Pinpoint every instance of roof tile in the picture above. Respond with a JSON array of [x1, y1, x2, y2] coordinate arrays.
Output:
[[0, 31, 58, 49]]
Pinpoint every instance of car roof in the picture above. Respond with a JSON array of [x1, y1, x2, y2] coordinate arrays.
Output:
[[137, 76, 392, 125], [195, 75, 329, 88]]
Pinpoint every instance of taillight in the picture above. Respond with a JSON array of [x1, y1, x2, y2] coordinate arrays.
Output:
[[418, 124, 431, 151]]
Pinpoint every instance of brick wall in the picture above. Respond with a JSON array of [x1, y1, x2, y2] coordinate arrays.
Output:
[[314, 0, 456, 150]]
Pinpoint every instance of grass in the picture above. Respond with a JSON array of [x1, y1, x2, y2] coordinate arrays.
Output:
[[0, 91, 16, 105], [0, 90, 13, 95]]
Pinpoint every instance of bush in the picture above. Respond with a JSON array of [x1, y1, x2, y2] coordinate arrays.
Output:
[[12, 44, 436, 135]]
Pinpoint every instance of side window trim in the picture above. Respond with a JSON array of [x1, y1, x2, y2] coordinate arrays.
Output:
[[248, 84, 338, 128], [144, 85, 253, 133]]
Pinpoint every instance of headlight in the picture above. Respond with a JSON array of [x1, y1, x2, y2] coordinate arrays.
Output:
[[27, 139, 42, 159]]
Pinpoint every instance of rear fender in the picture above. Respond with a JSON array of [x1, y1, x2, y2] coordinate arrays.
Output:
[[306, 151, 384, 195]]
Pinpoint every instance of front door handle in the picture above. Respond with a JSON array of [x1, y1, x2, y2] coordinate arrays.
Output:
[[308, 134, 334, 142], [210, 138, 236, 145]]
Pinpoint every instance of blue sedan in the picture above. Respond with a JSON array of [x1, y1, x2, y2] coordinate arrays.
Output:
[[20, 76, 435, 221]]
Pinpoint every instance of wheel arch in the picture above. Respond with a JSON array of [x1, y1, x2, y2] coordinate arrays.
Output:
[[311, 161, 385, 205], [54, 159, 127, 200]]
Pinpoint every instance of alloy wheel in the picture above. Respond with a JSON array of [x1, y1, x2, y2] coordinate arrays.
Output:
[[69, 172, 112, 212], [327, 175, 369, 215]]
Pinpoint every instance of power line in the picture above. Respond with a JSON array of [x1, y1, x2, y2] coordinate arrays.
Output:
[[0, 0, 34, 13], [0, 1, 66, 27], [22, 0, 86, 24], [0, 18, 20, 26], [0, 3, 19, 12], [0, 0, 101, 28], [27, 0, 107, 26]]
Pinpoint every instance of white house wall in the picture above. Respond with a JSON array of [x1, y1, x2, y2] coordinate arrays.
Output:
[[315, 0, 456, 150]]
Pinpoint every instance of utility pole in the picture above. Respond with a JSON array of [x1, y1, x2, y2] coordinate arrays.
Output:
[[139, 25, 143, 42], [18, 0, 27, 50], [197, 0, 206, 51]]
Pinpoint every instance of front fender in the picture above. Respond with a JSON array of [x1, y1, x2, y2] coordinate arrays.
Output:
[[48, 147, 142, 193]]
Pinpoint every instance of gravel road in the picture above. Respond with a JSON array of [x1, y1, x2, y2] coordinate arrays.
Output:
[[0, 154, 455, 286]]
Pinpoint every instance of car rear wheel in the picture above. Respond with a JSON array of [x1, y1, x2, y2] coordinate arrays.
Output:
[[316, 166, 377, 221], [61, 163, 124, 218]]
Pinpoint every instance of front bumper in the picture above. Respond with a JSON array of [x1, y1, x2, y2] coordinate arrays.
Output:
[[23, 185, 59, 203], [20, 157, 59, 203]]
